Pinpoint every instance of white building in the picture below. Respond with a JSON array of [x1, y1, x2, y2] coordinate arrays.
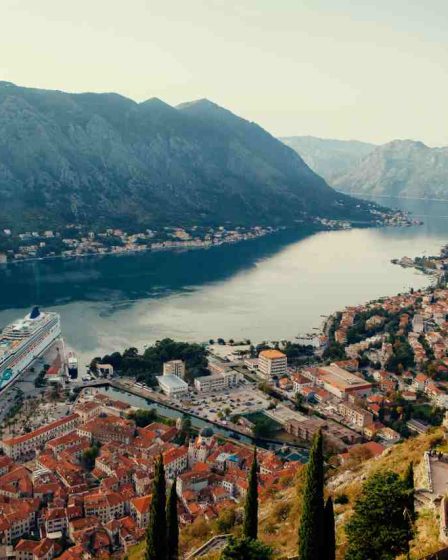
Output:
[[194, 370, 240, 392], [258, 349, 287, 378], [156, 374, 189, 398], [163, 359, 186, 379]]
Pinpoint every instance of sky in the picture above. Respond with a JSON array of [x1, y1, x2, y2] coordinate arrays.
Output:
[[1, 0, 447, 146]]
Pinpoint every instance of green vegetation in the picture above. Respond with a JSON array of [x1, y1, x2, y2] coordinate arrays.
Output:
[[403, 462, 415, 520], [167, 478, 179, 560], [34, 368, 47, 388], [243, 449, 258, 540], [127, 409, 157, 427], [322, 341, 346, 361], [245, 412, 281, 439], [298, 430, 324, 560], [97, 338, 208, 385], [81, 444, 100, 470], [323, 497, 335, 560], [145, 455, 167, 560], [386, 336, 415, 371], [345, 470, 413, 560], [346, 308, 390, 345], [220, 536, 273, 560]]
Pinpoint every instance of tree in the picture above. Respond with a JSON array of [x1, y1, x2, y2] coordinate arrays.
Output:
[[145, 455, 167, 560], [322, 497, 335, 560], [166, 479, 179, 560], [345, 470, 413, 560], [220, 536, 272, 560], [243, 449, 258, 540], [81, 444, 100, 470], [252, 416, 275, 438], [298, 430, 324, 560], [128, 408, 157, 427], [403, 462, 415, 520]]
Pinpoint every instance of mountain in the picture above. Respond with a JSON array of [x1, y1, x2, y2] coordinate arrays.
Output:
[[331, 139, 448, 199], [0, 83, 379, 231], [280, 135, 375, 183]]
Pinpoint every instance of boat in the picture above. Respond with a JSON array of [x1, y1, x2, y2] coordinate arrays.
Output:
[[0, 307, 61, 392], [67, 352, 78, 379]]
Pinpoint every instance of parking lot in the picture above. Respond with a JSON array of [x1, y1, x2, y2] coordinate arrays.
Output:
[[180, 381, 272, 423]]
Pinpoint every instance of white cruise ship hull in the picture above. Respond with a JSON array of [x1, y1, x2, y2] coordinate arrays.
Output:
[[0, 311, 61, 391]]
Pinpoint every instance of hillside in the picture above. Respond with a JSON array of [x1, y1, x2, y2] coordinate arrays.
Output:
[[331, 140, 448, 199], [0, 83, 379, 232], [280, 136, 375, 183], [127, 429, 447, 560]]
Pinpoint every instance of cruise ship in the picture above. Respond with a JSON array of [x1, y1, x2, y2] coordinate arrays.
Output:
[[0, 307, 61, 391]]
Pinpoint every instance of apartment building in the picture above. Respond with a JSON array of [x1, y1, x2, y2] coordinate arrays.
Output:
[[194, 370, 240, 392], [258, 349, 287, 378], [337, 402, 373, 428], [163, 360, 186, 379]]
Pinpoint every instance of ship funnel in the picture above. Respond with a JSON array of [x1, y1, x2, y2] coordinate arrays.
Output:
[[29, 306, 41, 319]]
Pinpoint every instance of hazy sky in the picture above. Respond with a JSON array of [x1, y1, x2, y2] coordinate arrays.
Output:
[[2, 0, 447, 145]]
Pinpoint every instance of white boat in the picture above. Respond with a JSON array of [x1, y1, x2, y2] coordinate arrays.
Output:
[[67, 351, 78, 379], [0, 307, 61, 391]]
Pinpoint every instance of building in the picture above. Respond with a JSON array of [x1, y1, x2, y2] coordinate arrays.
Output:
[[188, 428, 217, 466], [77, 416, 135, 445], [15, 538, 54, 560], [163, 360, 186, 379], [83, 492, 126, 523], [317, 364, 372, 400], [97, 364, 114, 378], [194, 370, 240, 393], [337, 402, 373, 428], [2, 414, 80, 461], [258, 349, 287, 378], [156, 374, 189, 398], [130, 495, 152, 528], [163, 446, 188, 478]]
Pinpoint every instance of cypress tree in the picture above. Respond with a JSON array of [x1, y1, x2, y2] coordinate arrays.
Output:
[[243, 448, 258, 540], [323, 496, 336, 560], [145, 454, 167, 560], [298, 429, 324, 560], [403, 462, 415, 519], [167, 477, 179, 560]]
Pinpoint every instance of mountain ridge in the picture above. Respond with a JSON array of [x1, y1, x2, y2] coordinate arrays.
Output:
[[0, 83, 379, 231], [332, 139, 448, 199], [280, 135, 376, 183], [282, 135, 448, 200]]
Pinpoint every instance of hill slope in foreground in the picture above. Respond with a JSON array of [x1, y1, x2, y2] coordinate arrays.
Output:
[[0, 82, 379, 231], [128, 429, 447, 560]]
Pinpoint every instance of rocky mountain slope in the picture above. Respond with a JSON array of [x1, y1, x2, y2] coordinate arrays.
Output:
[[331, 140, 448, 199], [0, 82, 378, 231], [280, 136, 375, 183]]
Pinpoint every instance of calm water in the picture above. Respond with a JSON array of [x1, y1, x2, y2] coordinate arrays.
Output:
[[0, 198, 446, 366]]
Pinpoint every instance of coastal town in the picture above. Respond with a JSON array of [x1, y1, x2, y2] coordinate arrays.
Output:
[[0, 208, 416, 264], [3, 268, 448, 557]]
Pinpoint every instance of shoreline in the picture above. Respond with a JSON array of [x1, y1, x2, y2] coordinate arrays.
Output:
[[0, 216, 414, 268], [338, 191, 448, 203], [0, 225, 288, 267]]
